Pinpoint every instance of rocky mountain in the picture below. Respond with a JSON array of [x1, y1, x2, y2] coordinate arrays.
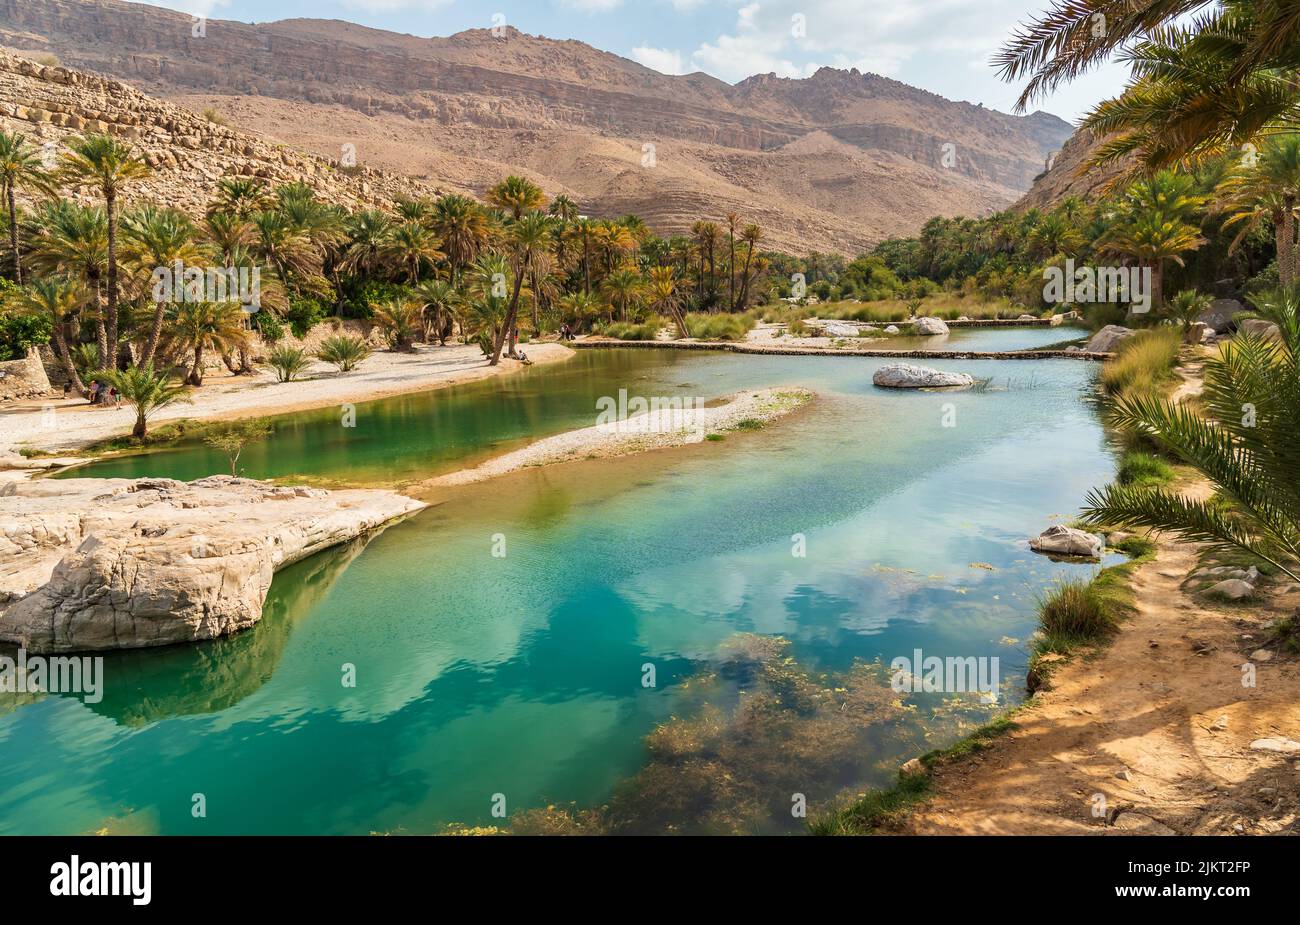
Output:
[[0, 0, 1075, 254], [1014, 127, 1136, 211], [0, 48, 438, 216]]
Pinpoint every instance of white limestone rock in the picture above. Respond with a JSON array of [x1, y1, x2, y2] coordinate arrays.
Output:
[[872, 363, 974, 389], [0, 476, 426, 652]]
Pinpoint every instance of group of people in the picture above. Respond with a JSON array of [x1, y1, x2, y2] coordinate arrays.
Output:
[[80, 379, 120, 407], [558, 323, 577, 342]]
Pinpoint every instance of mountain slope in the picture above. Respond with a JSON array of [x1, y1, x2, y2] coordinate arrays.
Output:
[[0, 0, 1075, 254]]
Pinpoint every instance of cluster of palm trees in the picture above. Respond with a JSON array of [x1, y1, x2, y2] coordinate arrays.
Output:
[[999, 0, 1300, 581], [0, 130, 775, 407]]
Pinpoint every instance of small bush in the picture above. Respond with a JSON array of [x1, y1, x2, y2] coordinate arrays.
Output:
[[202, 107, 229, 127], [253, 310, 284, 343], [1036, 578, 1117, 650], [1116, 450, 1174, 487], [316, 334, 372, 372], [268, 345, 310, 382], [598, 319, 662, 340], [684, 312, 755, 340]]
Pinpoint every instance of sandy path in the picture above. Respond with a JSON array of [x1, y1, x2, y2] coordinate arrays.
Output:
[[422, 387, 812, 488], [0, 342, 572, 454], [900, 356, 1300, 836]]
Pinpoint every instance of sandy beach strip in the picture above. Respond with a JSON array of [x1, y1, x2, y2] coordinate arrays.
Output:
[[0, 342, 573, 454], [423, 387, 813, 488]]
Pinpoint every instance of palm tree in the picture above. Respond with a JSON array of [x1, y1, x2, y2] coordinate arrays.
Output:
[[58, 134, 150, 363], [338, 209, 393, 278], [207, 177, 272, 219], [371, 299, 423, 351], [1099, 173, 1209, 311], [385, 220, 444, 284], [1082, 284, 1300, 584], [601, 267, 644, 324], [8, 278, 89, 395], [1100, 212, 1205, 312], [567, 217, 599, 295], [168, 300, 249, 385], [0, 130, 52, 284], [1217, 134, 1300, 285], [736, 223, 765, 310], [491, 212, 551, 365], [1166, 288, 1213, 328], [558, 291, 600, 333], [647, 265, 687, 338], [725, 212, 739, 311], [100, 362, 188, 439], [122, 205, 202, 367], [548, 194, 578, 222], [250, 210, 321, 291], [431, 194, 490, 285], [487, 175, 546, 220], [24, 201, 108, 360], [413, 278, 458, 345], [693, 221, 722, 304]]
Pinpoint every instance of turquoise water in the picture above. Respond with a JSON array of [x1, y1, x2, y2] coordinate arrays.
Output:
[[3, 339, 1118, 834]]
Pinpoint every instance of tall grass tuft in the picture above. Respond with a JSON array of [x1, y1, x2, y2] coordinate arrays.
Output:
[[1098, 327, 1181, 397], [684, 312, 755, 340]]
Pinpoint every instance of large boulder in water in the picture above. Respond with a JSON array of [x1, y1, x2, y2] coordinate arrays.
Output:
[[1029, 524, 1104, 558], [1086, 325, 1134, 353], [873, 363, 973, 389], [913, 317, 949, 336]]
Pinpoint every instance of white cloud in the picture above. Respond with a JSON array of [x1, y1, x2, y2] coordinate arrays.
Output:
[[338, 0, 453, 11], [556, 0, 625, 11], [631, 46, 688, 75]]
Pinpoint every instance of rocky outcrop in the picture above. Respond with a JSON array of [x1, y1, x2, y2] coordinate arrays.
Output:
[[872, 363, 973, 389], [1198, 300, 1243, 334], [0, 347, 51, 402], [913, 317, 950, 336], [1029, 524, 1103, 558], [1237, 318, 1281, 341], [0, 476, 425, 652], [1086, 325, 1135, 353], [0, 47, 439, 218]]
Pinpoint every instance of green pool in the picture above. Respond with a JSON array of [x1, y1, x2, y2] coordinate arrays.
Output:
[[2, 339, 1117, 834]]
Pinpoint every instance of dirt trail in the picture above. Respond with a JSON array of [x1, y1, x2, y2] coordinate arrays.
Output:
[[902, 358, 1300, 836]]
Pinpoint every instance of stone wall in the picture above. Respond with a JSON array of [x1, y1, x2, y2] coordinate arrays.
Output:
[[0, 348, 53, 402]]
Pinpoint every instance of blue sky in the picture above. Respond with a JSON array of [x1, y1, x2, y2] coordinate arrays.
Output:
[[136, 0, 1130, 122]]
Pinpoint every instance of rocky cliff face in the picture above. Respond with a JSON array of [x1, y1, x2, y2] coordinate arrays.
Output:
[[0, 47, 438, 216], [1014, 126, 1136, 211], [0, 0, 1075, 253]]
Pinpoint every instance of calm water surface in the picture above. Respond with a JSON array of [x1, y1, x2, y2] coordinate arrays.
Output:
[[4, 336, 1117, 834]]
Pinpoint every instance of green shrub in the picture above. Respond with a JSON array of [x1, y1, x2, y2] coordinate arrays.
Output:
[[0, 308, 51, 361], [286, 297, 327, 338], [598, 318, 662, 340], [1036, 578, 1117, 650], [1116, 450, 1174, 487], [268, 345, 310, 382], [684, 312, 755, 340], [316, 334, 372, 372], [253, 311, 284, 343]]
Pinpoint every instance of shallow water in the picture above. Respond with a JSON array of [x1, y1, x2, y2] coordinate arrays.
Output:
[[5, 339, 1119, 834]]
